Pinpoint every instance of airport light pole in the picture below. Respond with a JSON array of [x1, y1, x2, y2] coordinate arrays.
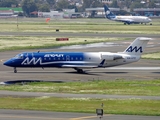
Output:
[[17, 15, 18, 29]]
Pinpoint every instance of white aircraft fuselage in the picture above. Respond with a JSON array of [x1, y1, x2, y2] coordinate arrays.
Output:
[[104, 5, 152, 25], [112, 16, 152, 24]]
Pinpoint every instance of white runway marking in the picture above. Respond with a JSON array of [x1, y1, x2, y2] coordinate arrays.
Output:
[[106, 67, 160, 70], [0, 59, 4, 62]]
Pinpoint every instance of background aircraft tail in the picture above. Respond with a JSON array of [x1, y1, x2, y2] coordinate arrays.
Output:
[[123, 37, 151, 56], [104, 4, 116, 19]]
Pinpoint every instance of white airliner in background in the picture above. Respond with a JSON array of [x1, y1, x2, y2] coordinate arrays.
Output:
[[104, 5, 152, 25], [0, 15, 18, 19], [4, 37, 151, 73]]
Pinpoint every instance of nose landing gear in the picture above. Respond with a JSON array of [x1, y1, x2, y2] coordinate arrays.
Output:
[[14, 67, 17, 73]]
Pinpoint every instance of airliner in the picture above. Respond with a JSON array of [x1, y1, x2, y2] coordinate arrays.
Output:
[[104, 5, 152, 25], [0, 15, 18, 19], [3, 37, 151, 73]]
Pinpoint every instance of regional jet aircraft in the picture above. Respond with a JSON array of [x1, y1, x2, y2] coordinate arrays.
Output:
[[3, 37, 151, 73], [104, 5, 152, 25]]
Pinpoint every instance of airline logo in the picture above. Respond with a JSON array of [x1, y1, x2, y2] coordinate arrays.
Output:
[[44, 54, 64, 57], [106, 10, 110, 15], [105, 11, 115, 19], [126, 46, 143, 53], [21, 57, 41, 65]]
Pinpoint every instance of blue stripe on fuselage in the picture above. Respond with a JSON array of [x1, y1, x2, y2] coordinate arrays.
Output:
[[14, 52, 86, 67], [4, 52, 101, 68]]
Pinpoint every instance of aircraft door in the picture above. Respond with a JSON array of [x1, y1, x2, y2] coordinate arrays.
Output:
[[66, 55, 70, 61]]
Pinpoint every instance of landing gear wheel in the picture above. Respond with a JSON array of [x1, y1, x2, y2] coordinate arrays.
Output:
[[77, 69, 84, 73], [74, 68, 84, 73], [14, 67, 17, 73]]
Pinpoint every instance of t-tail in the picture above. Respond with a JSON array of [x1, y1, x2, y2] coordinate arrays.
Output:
[[104, 4, 116, 19], [123, 37, 151, 56]]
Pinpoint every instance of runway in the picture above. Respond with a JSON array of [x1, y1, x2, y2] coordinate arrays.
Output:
[[0, 32, 160, 38], [0, 34, 160, 120], [1, 109, 160, 120], [0, 90, 160, 100]]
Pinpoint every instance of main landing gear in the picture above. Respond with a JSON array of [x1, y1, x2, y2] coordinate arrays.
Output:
[[74, 68, 84, 73], [124, 23, 130, 25], [14, 67, 17, 73]]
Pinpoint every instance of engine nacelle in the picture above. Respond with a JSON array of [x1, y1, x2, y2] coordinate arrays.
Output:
[[101, 53, 123, 61], [101, 54, 114, 61]]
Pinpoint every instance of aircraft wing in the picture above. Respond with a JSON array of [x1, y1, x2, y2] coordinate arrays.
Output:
[[117, 19, 135, 23], [62, 65, 98, 69], [62, 59, 106, 68]]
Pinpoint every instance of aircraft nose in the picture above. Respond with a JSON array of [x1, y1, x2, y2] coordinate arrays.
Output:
[[3, 59, 13, 67]]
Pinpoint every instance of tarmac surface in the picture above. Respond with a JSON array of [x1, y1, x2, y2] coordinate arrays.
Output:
[[0, 33, 160, 120], [0, 109, 160, 120]]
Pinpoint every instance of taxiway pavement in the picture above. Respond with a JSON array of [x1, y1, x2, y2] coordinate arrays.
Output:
[[0, 109, 160, 120]]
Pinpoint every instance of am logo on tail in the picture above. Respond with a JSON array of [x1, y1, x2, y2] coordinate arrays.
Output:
[[4, 37, 151, 73], [104, 4, 152, 25]]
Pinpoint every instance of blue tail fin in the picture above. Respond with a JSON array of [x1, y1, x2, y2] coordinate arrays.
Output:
[[104, 5, 116, 19]]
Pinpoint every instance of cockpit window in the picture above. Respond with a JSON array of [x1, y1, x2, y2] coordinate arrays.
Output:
[[14, 54, 24, 59]]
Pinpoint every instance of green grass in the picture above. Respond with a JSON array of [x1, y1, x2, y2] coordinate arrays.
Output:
[[142, 52, 160, 60], [1, 23, 159, 34], [1, 80, 160, 96], [0, 36, 129, 51], [0, 18, 159, 34], [0, 97, 159, 116]]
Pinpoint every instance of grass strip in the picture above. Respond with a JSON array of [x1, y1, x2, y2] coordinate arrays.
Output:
[[142, 52, 160, 60], [0, 36, 128, 51], [0, 96, 159, 116], [0, 18, 160, 34], [0, 80, 160, 96]]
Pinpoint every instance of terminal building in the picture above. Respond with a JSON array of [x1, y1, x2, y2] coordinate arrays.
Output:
[[85, 7, 120, 18], [0, 7, 23, 18], [133, 8, 160, 17], [85, 7, 160, 18]]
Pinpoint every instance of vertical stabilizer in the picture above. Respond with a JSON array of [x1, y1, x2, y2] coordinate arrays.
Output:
[[104, 4, 116, 19], [123, 37, 151, 56]]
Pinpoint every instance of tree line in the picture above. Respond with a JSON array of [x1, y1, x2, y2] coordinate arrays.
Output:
[[0, 0, 159, 17]]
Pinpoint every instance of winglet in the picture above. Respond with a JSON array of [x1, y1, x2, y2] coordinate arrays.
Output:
[[98, 59, 105, 67]]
